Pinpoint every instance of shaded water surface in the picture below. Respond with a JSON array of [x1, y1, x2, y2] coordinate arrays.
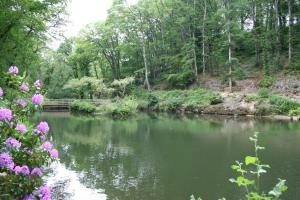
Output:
[[37, 113, 300, 200]]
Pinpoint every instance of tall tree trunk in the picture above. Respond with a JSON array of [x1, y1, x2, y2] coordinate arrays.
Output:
[[192, 0, 198, 80], [253, 0, 260, 67], [142, 42, 151, 91], [192, 32, 198, 80], [224, 0, 232, 92], [202, 0, 207, 75], [228, 25, 232, 92], [274, 0, 280, 68], [288, 0, 292, 65]]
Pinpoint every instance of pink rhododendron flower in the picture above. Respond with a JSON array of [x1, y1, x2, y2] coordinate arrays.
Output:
[[20, 83, 29, 92], [34, 80, 42, 89], [8, 66, 19, 74], [16, 124, 27, 134], [37, 186, 51, 200], [14, 166, 22, 175], [5, 137, 21, 149], [40, 135, 46, 141], [31, 167, 43, 176], [50, 149, 58, 159], [31, 94, 43, 105], [37, 122, 49, 133], [0, 87, 3, 97], [41, 141, 52, 151], [21, 165, 30, 175], [0, 108, 13, 121], [0, 152, 14, 170], [16, 98, 27, 107]]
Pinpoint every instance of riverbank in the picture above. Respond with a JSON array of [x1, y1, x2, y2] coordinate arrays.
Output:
[[68, 87, 300, 121]]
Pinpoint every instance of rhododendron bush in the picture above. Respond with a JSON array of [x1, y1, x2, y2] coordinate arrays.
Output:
[[0, 66, 58, 200]]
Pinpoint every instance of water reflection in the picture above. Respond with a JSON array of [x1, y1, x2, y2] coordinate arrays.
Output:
[[45, 162, 107, 200], [36, 113, 300, 200]]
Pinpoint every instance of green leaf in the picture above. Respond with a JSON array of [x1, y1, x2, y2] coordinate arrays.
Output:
[[236, 176, 254, 186], [269, 179, 288, 198], [245, 156, 258, 165], [231, 165, 239, 170]]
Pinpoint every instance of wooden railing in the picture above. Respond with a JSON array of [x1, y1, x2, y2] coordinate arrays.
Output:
[[44, 99, 106, 106], [43, 99, 108, 111]]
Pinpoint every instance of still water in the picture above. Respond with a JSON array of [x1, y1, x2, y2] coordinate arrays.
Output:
[[36, 112, 300, 200]]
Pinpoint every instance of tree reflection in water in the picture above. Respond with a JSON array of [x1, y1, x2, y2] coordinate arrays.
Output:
[[35, 113, 300, 200]]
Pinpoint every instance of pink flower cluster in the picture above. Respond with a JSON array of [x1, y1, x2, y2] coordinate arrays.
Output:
[[14, 166, 43, 177], [0, 152, 14, 170], [5, 137, 21, 149], [37, 186, 51, 200], [8, 66, 19, 74], [16, 98, 27, 108], [1, 66, 55, 199], [41, 141, 59, 159], [20, 83, 30, 92], [0, 108, 13, 121], [34, 80, 42, 89], [14, 165, 30, 175], [37, 122, 50, 133], [31, 167, 43, 176], [16, 124, 27, 134], [32, 94, 44, 105]]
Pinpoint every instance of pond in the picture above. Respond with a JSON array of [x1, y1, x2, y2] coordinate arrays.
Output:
[[36, 112, 300, 200]]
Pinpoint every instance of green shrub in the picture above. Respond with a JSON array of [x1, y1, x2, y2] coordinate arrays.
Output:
[[209, 95, 224, 105], [96, 103, 114, 113], [148, 94, 159, 107], [111, 77, 135, 97], [286, 56, 300, 71], [70, 100, 96, 114], [165, 99, 184, 111], [111, 97, 138, 119], [150, 89, 219, 112], [255, 103, 274, 116], [233, 67, 246, 80], [258, 88, 271, 98], [289, 108, 300, 116], [166, 71, 195, 89], [137, 100, 148, 110], [258, 76, 276, 88], [268, 95, 300, 114], [112, 105, 132, 119], [244, 95, 258, 103]]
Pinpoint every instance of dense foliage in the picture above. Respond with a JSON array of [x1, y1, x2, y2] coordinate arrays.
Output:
[[39, 0, 300, 97], [0, 66, 58, 199], [0, 0, 67, 81], [70, 101, 97, 114]]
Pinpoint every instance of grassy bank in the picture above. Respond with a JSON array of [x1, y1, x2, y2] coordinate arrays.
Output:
[[69, 87, 300, 120], [137, 89, 224, 112]]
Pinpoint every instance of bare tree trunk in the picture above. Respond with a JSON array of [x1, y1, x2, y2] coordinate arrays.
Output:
[[228, 26, 232, 93], [193, 0, 198, 80], [253, 0, 260, 67], [274, 0, 280, 68], [224, 0, 232, 92], [202, 0, 207, 75], [288, 0, 292, 65], [192, 32, 198, 80], [142, 42, 151, 91]]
